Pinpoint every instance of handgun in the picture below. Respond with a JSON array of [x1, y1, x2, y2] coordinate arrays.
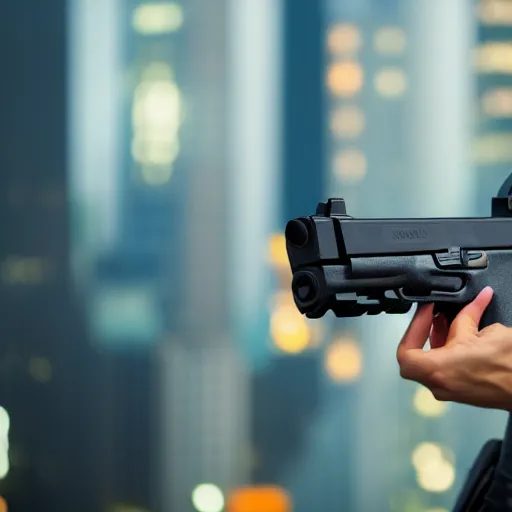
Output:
[[285, 173, 512, 511]]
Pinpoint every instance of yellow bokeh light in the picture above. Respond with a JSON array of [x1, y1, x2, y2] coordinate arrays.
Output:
[[330, 106, 365, 139], [479, 0, 512, 25], [412, 443, 443, 471], [374, 68, 407, 98], [476, 43, 512, 74], [325, 338, 362, 382], [413, 385, 448, 417], [132, 62, 182, 185], [270, 305, 310, 354], [333, 149, 367, 183], [268, 233, 289, 268], [426, 509, 449, 512], [417, 460, 455, 493], [473, 133, 512, 164], [412, 442, 455, 493], [0, 497, 7, 512], [326, 61, 363, 97], [374, 27, 407, 54], [482, 88, 512, 117], [1, 257, 47, 285], [132, 2, 184, 35], [327, 24, 362, 55]]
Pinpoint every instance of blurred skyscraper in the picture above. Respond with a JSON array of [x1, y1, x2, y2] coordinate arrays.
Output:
[[69, 0, 188, 509], [0, 0, 99, 510], [474, 0, 512, 209]]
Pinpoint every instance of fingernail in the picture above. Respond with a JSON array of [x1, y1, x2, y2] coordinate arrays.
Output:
[[482, 286, 494, 296]]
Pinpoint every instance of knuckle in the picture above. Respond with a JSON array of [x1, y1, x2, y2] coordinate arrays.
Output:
[[399, 366, 410, 380], [398, 357, 409, 378], [431, 387, 449, 402], [428, 371, 449, 391]]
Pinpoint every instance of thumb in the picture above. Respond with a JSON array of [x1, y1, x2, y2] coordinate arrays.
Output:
[[448, 286, 494, 338]]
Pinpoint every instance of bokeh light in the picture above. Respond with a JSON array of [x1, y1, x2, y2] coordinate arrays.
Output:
[[132, 2, 184, 35], [417, 461, 455, 493], [191, 484, 225, 512], [413, 385, 448, 417], [270, 304, 311, 354], [482, 88, 512, 117], [327, 61, 364, 97], [325, 337, 362, 383], [330, 106, 365, 139], [268, 233, 289, 268], [227, 486, 291, 512], [327, 24, 362, 55], [374, 27, 407, 54], [333, 149, 367, 182], [473, 133, 512, 164], [479, 0, 512, 25], [412, 443, 455, 493], [29, 357, 53, 384], [132, 62, 182, 185], [374, 68, 408, 98], [476, 43, 512, 74], [0, 407, 9, 481]]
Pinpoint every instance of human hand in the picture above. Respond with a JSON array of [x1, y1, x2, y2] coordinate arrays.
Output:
[[397, 287, 512, 411]]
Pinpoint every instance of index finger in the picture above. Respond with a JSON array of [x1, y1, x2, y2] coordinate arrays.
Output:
[[397, 303, 434, 362]]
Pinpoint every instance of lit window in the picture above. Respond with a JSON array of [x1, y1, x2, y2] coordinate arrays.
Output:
[[324, 337, 362, 383], [326, 61, 363, 97], [473, 133, 512, 164], [1, 257, 48, 285], [476, 43, 512, 74], [333, 149, 367, 183], [482, 88, 512, 117], [132, 2, 184, 35], [374, 68, 407, 98], [479, 0, 512, 25], [374, 27, 407, 54], [330, 106, 365, 139], [327, 24, 362, 55], [131, 62, 183, 185]]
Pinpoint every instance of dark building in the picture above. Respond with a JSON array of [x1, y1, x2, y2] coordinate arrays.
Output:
[[0, 0, 99, 510]]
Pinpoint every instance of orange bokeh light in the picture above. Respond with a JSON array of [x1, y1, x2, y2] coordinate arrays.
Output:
[[227, 486, 291, 512]]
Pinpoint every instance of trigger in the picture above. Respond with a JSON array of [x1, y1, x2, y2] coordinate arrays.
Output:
[[433, 303, 460, 326]]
